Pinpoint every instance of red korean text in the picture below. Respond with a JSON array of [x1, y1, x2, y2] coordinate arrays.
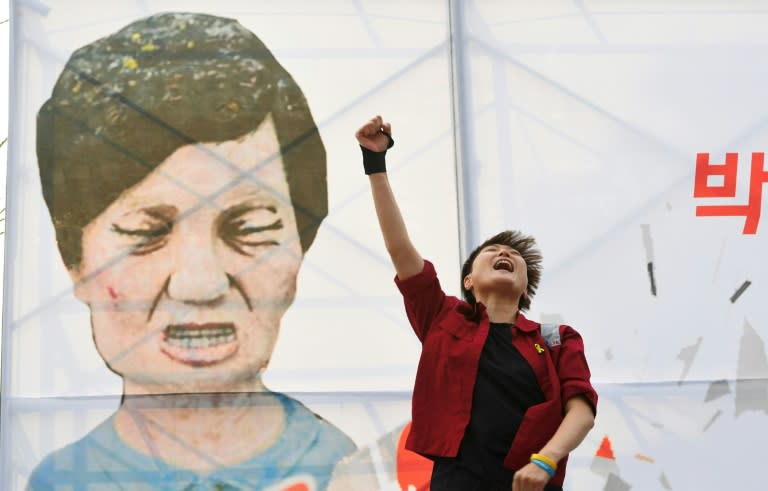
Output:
[[694, 152, 768, 234]]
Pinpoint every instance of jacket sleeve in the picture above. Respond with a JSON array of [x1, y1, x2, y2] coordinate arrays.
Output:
[[557, 325, 598, 415], [394, 260, 447, 342]]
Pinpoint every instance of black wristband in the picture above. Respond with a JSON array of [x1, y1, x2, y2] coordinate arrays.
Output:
[[361, 131, 394, 175]]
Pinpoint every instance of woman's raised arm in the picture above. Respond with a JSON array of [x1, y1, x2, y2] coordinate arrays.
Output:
[[355, 115, 423, 280]]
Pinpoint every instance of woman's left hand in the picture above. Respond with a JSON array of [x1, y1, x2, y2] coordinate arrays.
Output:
[[511, 462, 551, 491]]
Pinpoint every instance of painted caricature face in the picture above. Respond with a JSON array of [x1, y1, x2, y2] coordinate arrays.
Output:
[[69, 116, 303, 393], [465, 244, 528, 303]]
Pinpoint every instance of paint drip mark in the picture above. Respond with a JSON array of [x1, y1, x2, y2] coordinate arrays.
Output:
[[647, 263, 657, 296], [604, 473, 632, 491], [634, 454, 654, 463], [659, 472, 672, 490], [641, 224, 657, 296], [677, 337, 702, 385], [735, 319, 768, 417], [730, 280, 751, 303], [703, 409, 722, 432], [704, 380, 730, 402]]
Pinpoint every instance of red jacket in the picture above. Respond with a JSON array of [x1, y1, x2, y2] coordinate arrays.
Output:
[[395, 260, 598, 487]]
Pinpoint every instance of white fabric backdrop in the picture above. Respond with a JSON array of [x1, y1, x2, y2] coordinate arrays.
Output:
[[2, 1, 767, 490]]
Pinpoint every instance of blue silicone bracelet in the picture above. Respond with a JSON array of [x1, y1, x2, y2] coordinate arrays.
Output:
[[531, 458, 556, 477]]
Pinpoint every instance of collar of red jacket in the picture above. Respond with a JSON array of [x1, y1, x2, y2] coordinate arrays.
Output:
[[512, 311, 539, 332], [456, 302, 540, 333]]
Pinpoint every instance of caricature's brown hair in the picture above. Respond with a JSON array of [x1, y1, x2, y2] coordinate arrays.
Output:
[[460, 230, 542, 311], [37, 12, 327, 269]]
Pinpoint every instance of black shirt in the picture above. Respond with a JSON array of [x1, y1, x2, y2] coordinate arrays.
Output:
[[457, 322, 547, 485]]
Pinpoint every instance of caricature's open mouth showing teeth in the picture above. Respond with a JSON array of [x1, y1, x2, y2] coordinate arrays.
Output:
[[493, 259, 514, 272], [161, 323, 239, 366], [164, 324, 236, 349]]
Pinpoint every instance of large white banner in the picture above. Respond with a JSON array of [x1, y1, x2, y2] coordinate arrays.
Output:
[[4, 1, 767, 490], [1, 1, 457, 489]]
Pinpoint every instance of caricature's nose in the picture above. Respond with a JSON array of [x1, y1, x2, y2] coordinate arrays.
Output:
[[167, 233, 229, 304]]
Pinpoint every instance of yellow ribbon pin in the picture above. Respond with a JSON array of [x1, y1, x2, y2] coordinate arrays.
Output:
[[534, 343, 545, 354]]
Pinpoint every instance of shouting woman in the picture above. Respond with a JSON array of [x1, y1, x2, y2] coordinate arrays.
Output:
[[355, 115, 597, 491]]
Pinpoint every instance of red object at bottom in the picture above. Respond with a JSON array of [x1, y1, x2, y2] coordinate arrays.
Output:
[[595, 435, 615, 460], [397, 422, 433, 491], [281, 484, 310, 491]]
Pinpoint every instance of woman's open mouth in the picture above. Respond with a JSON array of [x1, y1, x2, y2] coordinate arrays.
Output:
[[160, 322, 239, 367], [493, 258, 514, 272]]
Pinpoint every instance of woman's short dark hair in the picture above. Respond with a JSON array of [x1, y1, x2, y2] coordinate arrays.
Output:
[[37, 12, 327, 268], [460, 230, 542, 311]]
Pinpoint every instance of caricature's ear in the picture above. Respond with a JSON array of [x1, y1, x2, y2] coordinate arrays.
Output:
[[463, 274, 472, 291]]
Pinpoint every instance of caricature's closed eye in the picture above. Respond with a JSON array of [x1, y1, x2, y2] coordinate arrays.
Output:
[[217, 203, 283, 256], [111, 205, 176, 256]]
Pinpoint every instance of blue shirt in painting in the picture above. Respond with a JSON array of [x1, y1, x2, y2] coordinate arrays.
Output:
[[27, 393, 356, 491]]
